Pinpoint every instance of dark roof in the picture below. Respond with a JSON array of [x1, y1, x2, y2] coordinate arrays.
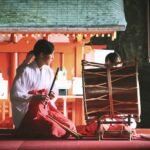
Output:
[[0, 0, 127, 32]]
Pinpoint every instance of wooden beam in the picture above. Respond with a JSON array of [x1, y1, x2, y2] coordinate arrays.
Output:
[[148, 0, 150, 62], [0, 26, 125, 32], [0, 36, 36, 52]]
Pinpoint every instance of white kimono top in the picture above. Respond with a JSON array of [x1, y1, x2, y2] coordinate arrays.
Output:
[[10, 61, 56, 128]]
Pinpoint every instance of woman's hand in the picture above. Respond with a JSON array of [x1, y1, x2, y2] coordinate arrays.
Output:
[[32, 94, 50, 102], [49, 91, 57, 103], [49, 91, 55, 100]]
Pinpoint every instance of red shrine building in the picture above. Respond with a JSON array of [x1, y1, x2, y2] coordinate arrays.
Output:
[[0, 0, 127, 128]]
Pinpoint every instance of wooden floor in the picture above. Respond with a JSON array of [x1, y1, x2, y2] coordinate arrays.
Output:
[[0, 129, 150, 150], [0, 140, 150, 150], [136, 128, 150, 134]]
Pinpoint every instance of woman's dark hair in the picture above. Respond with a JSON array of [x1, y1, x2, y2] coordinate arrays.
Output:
[[105, 52, 122, 65], [33, 39, 54, 57]]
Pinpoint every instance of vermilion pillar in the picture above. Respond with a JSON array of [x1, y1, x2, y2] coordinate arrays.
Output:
[[9, 33, 18, 89], [10, 53, 18, 88]]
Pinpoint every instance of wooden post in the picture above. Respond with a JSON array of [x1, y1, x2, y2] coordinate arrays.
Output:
[[147, 0, 150, 62], [107, 66, 114, 118], [2, 101, 5, 121], [10, 53, 18, 87]]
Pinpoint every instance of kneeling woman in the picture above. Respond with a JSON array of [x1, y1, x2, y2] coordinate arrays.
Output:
[[10, 39, 76, 138]]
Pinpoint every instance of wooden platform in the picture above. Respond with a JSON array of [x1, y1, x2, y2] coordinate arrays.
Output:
[[136, 128, 150, 134], [0, 129, 149, 149], [0, 128, 150, 140], [0, 138, 150, 150]]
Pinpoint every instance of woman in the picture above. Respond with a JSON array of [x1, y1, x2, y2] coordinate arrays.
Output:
[[10, 39, 76, 138]]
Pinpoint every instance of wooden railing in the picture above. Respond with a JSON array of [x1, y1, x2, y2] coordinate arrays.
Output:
[[0, 96, 84, 128]]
